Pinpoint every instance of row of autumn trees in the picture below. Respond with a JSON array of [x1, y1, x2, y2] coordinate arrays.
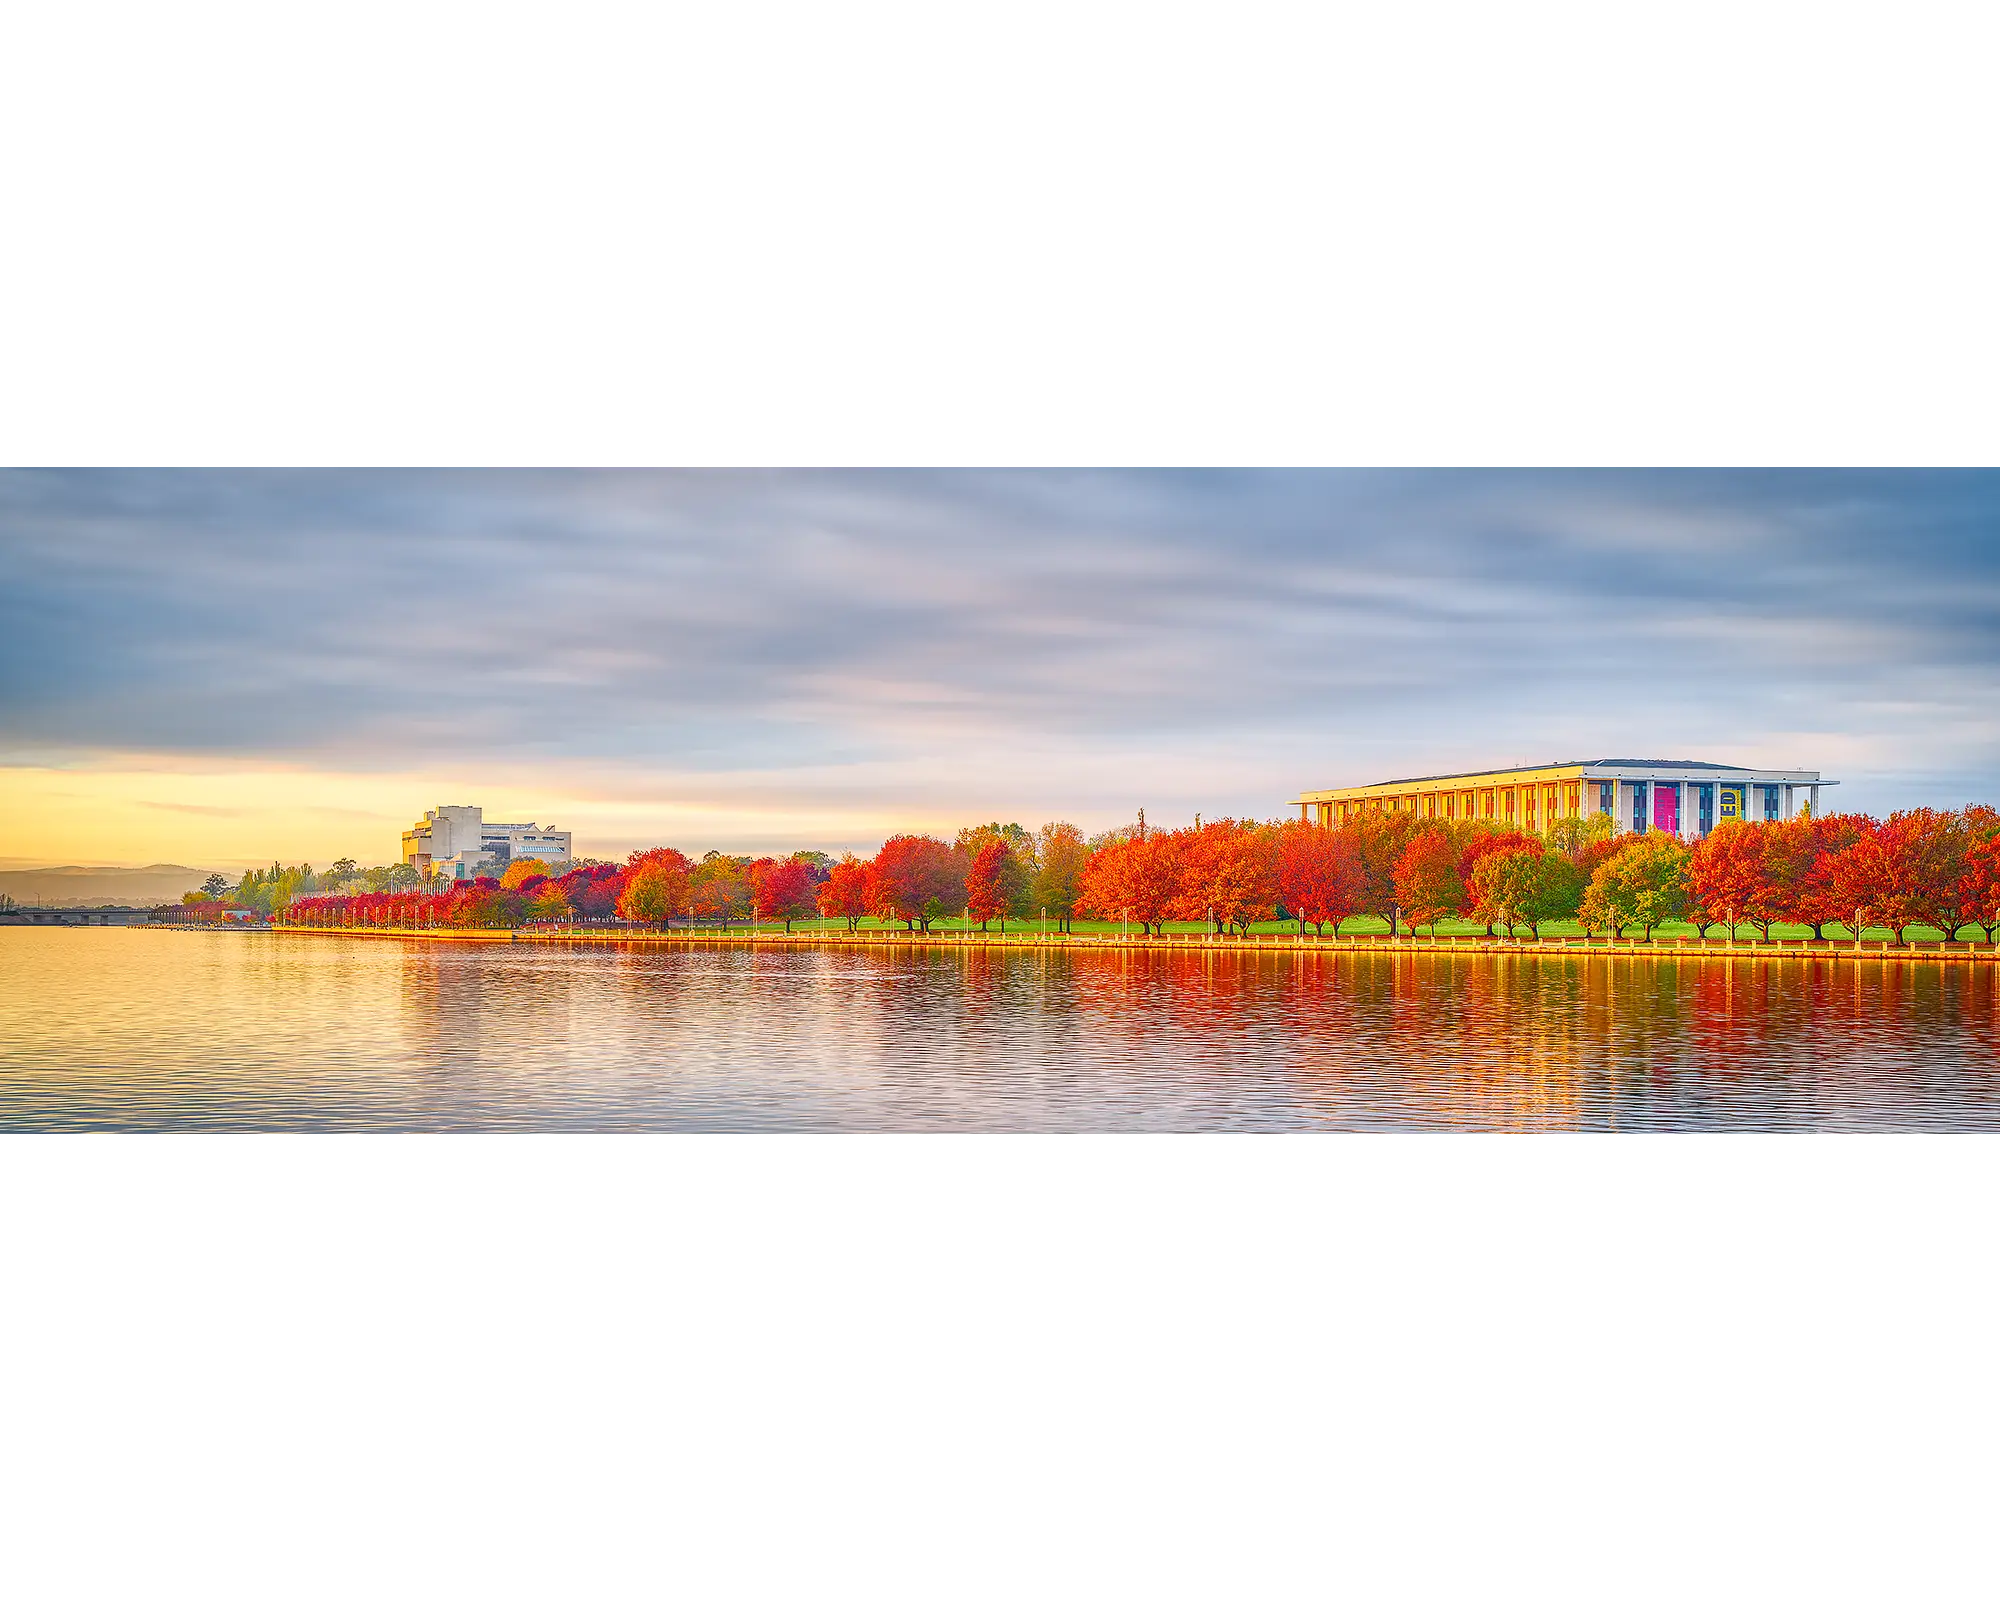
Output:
[[283, 821, 1101, 933], [281, 804, 2000, 943], [1070, 804, 2000, 944]]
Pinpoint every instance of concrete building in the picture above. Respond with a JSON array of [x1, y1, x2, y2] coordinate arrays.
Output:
[[1297, 759, 1836, 840], [401, 805, 573, 881]]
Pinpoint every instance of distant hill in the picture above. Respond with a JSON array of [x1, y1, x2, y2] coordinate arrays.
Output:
[[0, 864, 220, 909]]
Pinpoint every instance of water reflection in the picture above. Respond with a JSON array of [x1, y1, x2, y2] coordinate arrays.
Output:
[[2, 930, 1996, 1131]]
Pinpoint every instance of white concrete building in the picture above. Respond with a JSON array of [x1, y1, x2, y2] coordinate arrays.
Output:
[[401, 805, 573, 881]]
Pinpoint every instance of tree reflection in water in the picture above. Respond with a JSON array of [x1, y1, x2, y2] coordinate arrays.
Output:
[[2, 930, 1996, 1131]]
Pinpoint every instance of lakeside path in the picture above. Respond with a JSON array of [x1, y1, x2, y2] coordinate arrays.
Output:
[[260, 926, 2000, 963]]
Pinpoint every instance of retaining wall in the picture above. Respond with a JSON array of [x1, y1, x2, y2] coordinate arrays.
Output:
[[270, 926, 2000, 961]]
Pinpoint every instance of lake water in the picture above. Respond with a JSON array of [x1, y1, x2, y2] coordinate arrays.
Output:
[[4, 928, 1998, 1131]]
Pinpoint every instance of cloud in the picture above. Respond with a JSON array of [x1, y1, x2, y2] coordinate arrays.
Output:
[[3, 469, 1998, 823], [136, 801, 243, 816]]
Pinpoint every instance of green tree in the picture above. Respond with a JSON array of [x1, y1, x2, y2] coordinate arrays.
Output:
[[1546, 813, 1613, 862], [1469, 848, 1544, 937], [1518, 853, 1585, 937], [1031, 821, 1092, 932], [1582, 833, 1690, 941], [690, 855, 751, 927], [618, 866, 685, 925]]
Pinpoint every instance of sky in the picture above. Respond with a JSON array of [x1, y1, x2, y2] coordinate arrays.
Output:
[[3, 469, 1998, 870]]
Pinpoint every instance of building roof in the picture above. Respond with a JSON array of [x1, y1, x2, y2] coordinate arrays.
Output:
[[1326, 758, 1828, 790]]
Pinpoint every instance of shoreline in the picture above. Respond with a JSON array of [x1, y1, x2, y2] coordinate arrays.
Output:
[[248, 925, 2000, 962]]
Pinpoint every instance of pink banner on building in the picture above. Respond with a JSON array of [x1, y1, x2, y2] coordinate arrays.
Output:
[[1653, 785, 1679, 834]]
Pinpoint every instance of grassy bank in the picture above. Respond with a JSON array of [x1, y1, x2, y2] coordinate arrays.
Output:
[[740, 913, 1993, 945]]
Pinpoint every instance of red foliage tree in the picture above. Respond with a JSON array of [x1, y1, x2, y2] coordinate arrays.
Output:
[[868, 835, 965, 930], [749, 857, 816, 931], [1818, 808, 1972, 945], [449, 884, 530, 928], [1963, 831, 2000, 944], [1274, 820, 1363, 936], [1790, 813, 1866, 938], [815, 854, 873, 931], [1889, 808, 1975, 941], [553, 864, 624, 920], [1827, 815, 1919, 943], [1394, 830, 1465, 935]]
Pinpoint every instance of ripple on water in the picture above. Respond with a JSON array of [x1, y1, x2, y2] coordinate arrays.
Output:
[[2, 929, 1997, 1131]]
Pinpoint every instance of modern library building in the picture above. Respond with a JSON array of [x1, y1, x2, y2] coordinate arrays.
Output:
[[1297, 759, 1835, 839]]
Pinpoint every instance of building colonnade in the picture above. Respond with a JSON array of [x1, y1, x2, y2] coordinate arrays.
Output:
[[1297, 762, 1832, 843]]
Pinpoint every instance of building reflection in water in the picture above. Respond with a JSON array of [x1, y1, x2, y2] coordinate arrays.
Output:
[[3, 929, 1996, 1131]]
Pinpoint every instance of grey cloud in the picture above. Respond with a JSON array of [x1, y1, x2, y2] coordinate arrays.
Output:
[[2, 470, 1998, 819]]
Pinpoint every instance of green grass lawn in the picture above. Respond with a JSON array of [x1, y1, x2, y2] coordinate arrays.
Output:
[[719, 914, 1995, 944]]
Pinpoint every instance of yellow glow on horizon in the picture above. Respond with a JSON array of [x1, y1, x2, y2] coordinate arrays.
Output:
[[0, 760, 938, 870]]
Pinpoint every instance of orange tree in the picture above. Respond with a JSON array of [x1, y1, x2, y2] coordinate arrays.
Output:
[[500, 857, 554, 891], [1393, 830, 1464, 936], [1688, 821, 1765, 939], [965, 842, 1010, 930], [1076, 832, 1182, 936], [1172, 819, 1277, 935], [1341, 810, 1424, 933]]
